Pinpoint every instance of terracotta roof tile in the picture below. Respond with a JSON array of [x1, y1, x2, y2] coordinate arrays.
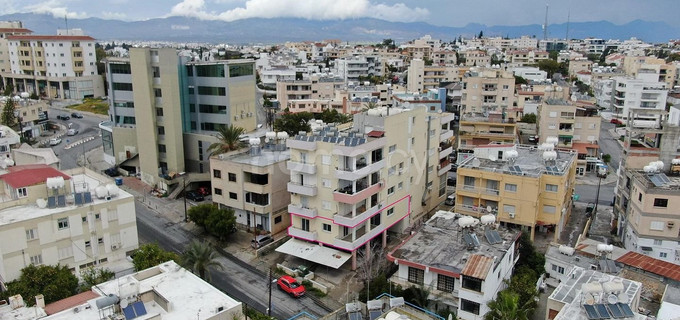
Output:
[[0, 164, 70, 188], [44, 290, 100, 315]]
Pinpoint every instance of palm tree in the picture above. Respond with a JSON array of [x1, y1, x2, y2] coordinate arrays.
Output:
[[362, 101, 378, 111], [182, 240, 223, 282], [485, 290, 533, 320], [207, 124, 246, 155]]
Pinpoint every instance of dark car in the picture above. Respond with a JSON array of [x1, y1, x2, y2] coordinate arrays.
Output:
[[104, 167, 120, 177], [71, 112, 84, 118], [185, 190, 205, 202], [447, 178, 456, 186], [57, 114, 70, 120], [586, 202, 595, 215]]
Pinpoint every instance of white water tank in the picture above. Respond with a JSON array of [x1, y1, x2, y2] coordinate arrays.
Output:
[[458, 216, 476, 228], [480, 214, 496, 225], [106, 184, 120, 197], [559, 245, 575, 256], [95, 185, 108, 199], [596, 244, 614, 253]]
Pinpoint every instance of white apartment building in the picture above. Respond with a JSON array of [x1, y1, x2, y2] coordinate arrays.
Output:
[[611, 73, 668, 121], [3, 31, 104, 99], [335, 55, 382, 83], [407, 59, 458, 93], [0, 22, 32, 75], [0, 165, 138, 288], [388, 211, 520, 320], [281, 104, 454, 270]]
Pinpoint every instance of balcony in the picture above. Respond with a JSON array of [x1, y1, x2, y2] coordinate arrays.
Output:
[[287, 160, 316, 174], [333, 181, 383, 205], [438, 161, 452, 176], [244, 202, 268, 214], [287, 182, 318, 196], [336, 159, 385, 181], [243, 182, 267, 194], [332, 223, 386, 251], [288, 204, 317, 219], [333, 201, 385, 227], [440, 129, 453, 141], [440, 113, 455, 124], [288, 227, 318, 241], [439, 145, 453, 159], [457, 185, 500, 198]]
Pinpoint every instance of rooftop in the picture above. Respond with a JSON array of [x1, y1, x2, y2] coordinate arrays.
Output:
[[389, 210, 519, 279], [222, 148, 290, 167], [7, 35, 95, 41], [0, 164, 70, 188], [630, 170, 680, 191], [458, 144, 577, 178], [549, 266, 641, 306], [616, 251, 680, 282], [42, 261, 242, 320]]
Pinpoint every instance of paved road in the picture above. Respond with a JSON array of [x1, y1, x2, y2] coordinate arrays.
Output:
[[598, 120, 622, 171], [134, 200, 329, 319], [50, 112, 105, 169]]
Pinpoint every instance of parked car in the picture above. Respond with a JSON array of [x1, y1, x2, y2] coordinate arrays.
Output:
[[56, 114, 70, 120], [528, 135, 539, 144], [277, 275, 305, 298], [251, 235, 274, 249], [447, 177, 456, 186], [449, 163, 458, 172], [104, 167, 120, 177], [71, 112, 84, 118], [610, 118, 623, 125], [445, 194, 456, 206], [49, 138, 62, 146], [185, 190, 204, 202], [586, 202, 595, 215], [67, 128, 79, 136], [197, 186, 211, 196]]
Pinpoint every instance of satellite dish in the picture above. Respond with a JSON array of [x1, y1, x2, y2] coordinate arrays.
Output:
[[607, 294, 618, 304], [120, 299, 128, 309]]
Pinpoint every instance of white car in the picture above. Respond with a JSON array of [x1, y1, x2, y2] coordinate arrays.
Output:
[[49, 138, 62, 146], [67, 129, 78, 136]]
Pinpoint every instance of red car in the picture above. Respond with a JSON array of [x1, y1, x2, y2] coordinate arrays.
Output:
[[610, 119, 622, 124], [277, 275, 305, 297]]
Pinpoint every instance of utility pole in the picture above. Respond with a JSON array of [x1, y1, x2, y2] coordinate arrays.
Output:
[[267, 268, 273, 317]]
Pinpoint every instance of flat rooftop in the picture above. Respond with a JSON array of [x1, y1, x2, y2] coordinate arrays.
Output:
[[630, 170, 680, 191], [44, 261, 241, 320], [0, 172, 133, 226], [549, 267, 640, 305], [227, 149, 290, 167], [390, 210, 519, 279], [459, 144, 576, 178]]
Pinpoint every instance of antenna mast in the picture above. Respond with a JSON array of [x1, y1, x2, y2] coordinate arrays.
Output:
[[64, 15, 69, 35], [565, 10, 571, 41], [543, 3, 549, 40]]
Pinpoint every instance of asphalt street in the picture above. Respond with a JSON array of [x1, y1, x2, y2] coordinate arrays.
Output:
[[573, 120, 621, 205], [134, 201, 329, 319], [49, 112, 105, 170]]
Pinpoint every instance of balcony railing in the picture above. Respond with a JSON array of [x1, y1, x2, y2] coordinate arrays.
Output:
[[332, 223, 386, 251], [287, 182, 318, 196], [457, 185, 500, 196], [288, 227, 318, 241], [336, 159, 386, 181], [288, 204, 317, 219], [287, 160, 316, 174], [334, 201, 385, 227], [333, 181, 383, 205]]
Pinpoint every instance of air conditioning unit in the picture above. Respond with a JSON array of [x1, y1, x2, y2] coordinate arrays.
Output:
[[508, 212, 515, 219], [668, 221, 675, 228]]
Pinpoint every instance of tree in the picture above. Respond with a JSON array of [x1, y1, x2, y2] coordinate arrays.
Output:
[[478, 30, 484, 38], [188, 203, 215, 233], [80, 266, 115, 291], [206, 207, 237, 241], [206, 124, 246, 156], [520, 113, 536, 124], [0, 264, 78, 305], [403, 285, 431, 308], [317, 108, 351, 124], [514, 75, 528, 85], [95, 47, 107, 76], [515, 233, 545, 276], [548, 50, 559, 61], [182, 240, 224, 281], [537, 59, 561, 78], [2, 98, 16, 127], [602, 154, 611, 164], [131, 243, 180, 271], [424, 57, 433, 66], [3, 83, 13, 96], [506, 266, 538, 308], [485, 290, 532, 320], [273, 112, 313, 136]]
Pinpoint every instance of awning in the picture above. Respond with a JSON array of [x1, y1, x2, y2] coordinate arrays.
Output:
[[640, 246, 653, 252], [276, 238, 352, 269]]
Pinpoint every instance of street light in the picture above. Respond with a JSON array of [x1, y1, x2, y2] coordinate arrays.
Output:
[[178, 172, 188, 222]]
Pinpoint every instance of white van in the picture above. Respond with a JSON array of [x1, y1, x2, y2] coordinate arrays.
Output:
[[445, 194, 456, 206]]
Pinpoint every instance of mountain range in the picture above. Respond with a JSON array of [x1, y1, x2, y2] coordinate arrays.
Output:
[[2, 13, 678, 44]]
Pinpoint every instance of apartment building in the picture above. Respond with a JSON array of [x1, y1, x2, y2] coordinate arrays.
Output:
[[282, 104, 454, 269], [611, 73, 668, 121], [102, 48, 257, 192], [455, 144, 577, 240], [462, 50, 491, 67], [406, 59, 458, 93], [0, 165, 138, 287], [537, 99, 600, 175], [507, 50, 550, 67], [460, 67, 515, 115], [568, 58, 593, 78], [431, 50, 457, 66], [0, 21, 32, 75], [334, 55, 381, 83], [275, 75, 344, 108], [12, 98, 49, 138], [3, 29, 103, 99], [623, 56, 678, 87], [210, 139, 291, 234], [0, 125, 20, 160], [387, 210, 520, 320]]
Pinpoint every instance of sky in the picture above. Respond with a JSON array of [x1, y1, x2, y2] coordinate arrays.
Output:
[[2, 0, 679, 27]]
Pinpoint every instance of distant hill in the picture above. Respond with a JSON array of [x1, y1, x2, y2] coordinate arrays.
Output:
[[1, 13, 677, 44]]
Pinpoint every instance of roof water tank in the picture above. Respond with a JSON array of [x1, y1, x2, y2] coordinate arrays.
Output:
[[559, 245, 575, 256], [480, 214, 496, 225], [95, 294, 119, 310], [106, 184, 120, 197]]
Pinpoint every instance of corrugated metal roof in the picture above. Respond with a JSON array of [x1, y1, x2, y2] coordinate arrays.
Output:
[[44, 290, 99, 315], [616, 251, 680, 282], [0, 164, 70, 188], [461, 254, 493, 279]]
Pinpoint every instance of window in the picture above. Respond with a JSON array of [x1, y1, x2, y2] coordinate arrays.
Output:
[[196, 64, 225, 77], [274, 216, 282, 224], [505, 183, 517, 192], [214, 188, 223, 195], [653, 198, 668, 208], [653, 239, 662, 245], [463, 176, 475, 189], [437, 274, 455, 292], [158, 144, 166, 153], [82, 216, 87, 223], [387, 186, 395, 195], [26, 228, 38, 240], [17, 187, 27, 198], [85, 241, 91, 247], [58, 246, 73, 260], [398, 182, 403, 190], [660, 252, 668, 258], [229, 64, 254, 77], [229, 192, 237, 200], [156, 107, 164, 117], [30, 255, 43, 266], [301, 218, 310, 231], [228, 173, 236, 182], [370, 214, 381, 226], [98, 237, 104, 244], [388, 144, 396, 153], [650, 221, 665, 231], [387, 208, 394, 216], [461, 275, 482, 292], [543, 205, 556, 214], [152, 66, 160, 77], [154, 88, 162, 98], [407, 267, 424, 284], [546, 184, 558, 192], [213, 169, 222, 178], [112, 82, 133, 91], [322, 223, 332, 232], [551, 264, 565, 274], [197, 86, 226, 96], [503, 204, 515, 214], [95, 213, 100, 220], [157, 126, 165, 135], [638, 193, 642, 201], [109, 63, 131, 74], [57, 218, 69, 230], [460, 299, 480, 315]]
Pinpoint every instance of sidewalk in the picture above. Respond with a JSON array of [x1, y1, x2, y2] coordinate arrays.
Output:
[[575, 171, 618, 186]]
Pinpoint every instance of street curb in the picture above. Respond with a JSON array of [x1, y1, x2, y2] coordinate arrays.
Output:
[[64, 136, 96, 150]]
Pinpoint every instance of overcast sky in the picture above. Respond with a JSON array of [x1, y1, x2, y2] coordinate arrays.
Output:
[[4, 0, 679, 27]]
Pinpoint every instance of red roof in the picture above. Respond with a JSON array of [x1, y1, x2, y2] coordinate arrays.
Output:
[[461, 254, 493, 279], [616, 251, 680, 282], [0, 164, 70, 188], [367, 130, 385, 138], [0, 28, 32, 33], [44, 290, 100, 315], [571, 142, 599, 155], [7, 35, 95, 41]]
